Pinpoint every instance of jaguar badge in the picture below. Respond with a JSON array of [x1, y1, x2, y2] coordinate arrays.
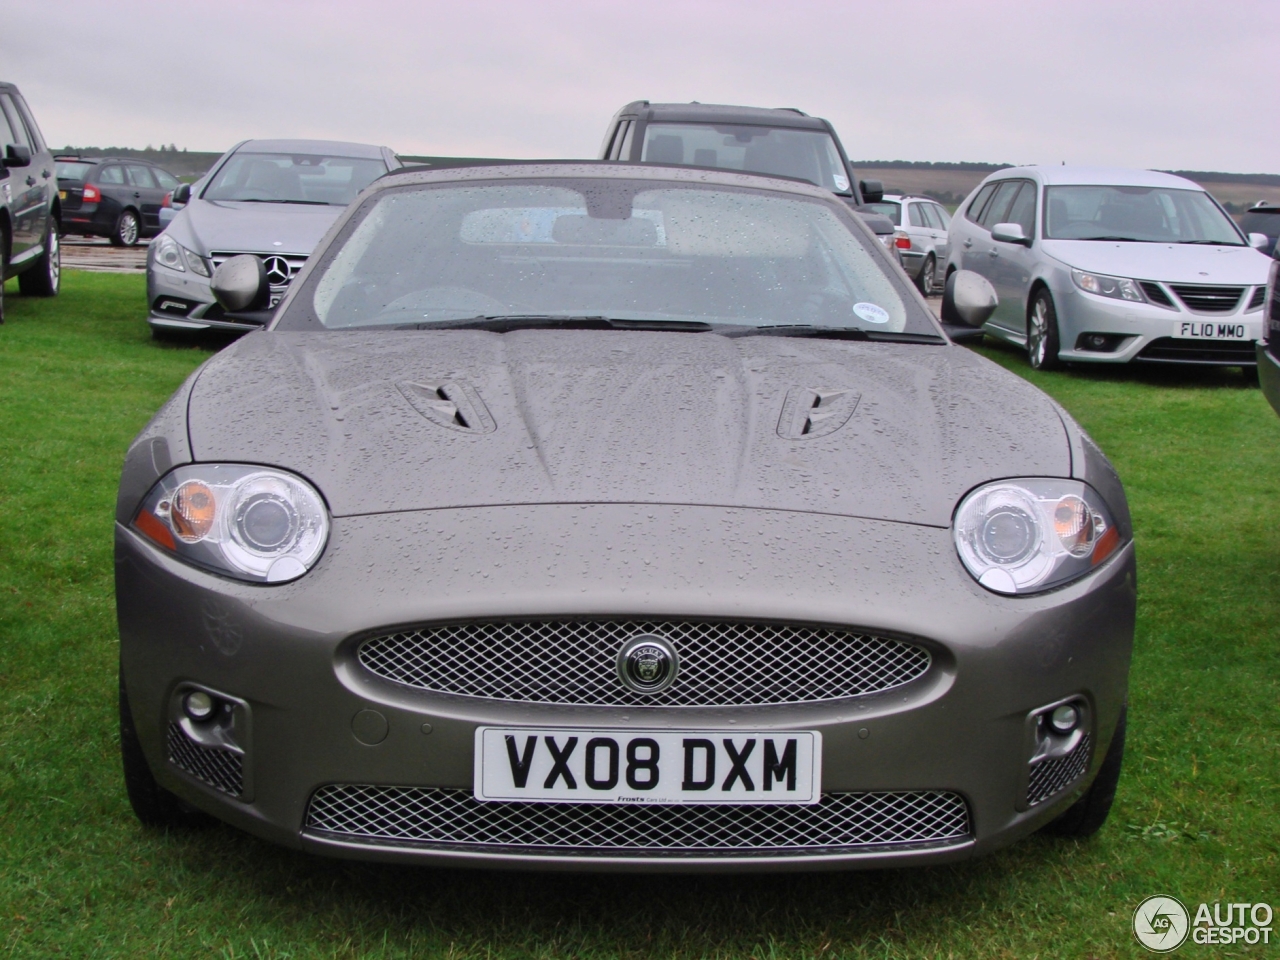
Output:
[[617, 634, 679, 694]]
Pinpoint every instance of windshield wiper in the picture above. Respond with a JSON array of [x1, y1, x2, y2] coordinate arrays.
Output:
[[729, 325, 945, 344], [394, 315, 714, 332], [1070, 235, 1151, 242], [236, 198, 334, 206], [1177, 239, 1243, 245]]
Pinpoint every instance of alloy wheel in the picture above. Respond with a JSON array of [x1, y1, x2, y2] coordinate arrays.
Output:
[[119, 214, 139, 246], [48, 229, 60, 293], [1029, 298, 1049, 368]]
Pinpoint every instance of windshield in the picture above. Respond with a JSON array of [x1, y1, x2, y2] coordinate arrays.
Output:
[[202, 152, 386, 205], [300, 179, 931, 335], [864, 201, 901, 225], [56, 161, 93, 182], [1240, 210, 1280, 237], [638, 124, 851, 194], [1044, 185, 1244, 244]]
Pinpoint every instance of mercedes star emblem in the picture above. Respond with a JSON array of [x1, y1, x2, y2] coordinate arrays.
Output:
[[262, 256, 291, 286], [616, 634, 679, 694]]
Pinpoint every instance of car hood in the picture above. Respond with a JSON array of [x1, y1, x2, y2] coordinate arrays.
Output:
[[174, 198, 345, 256], [1041, 239, 1272, 284], [186, 330, 1070, 526]]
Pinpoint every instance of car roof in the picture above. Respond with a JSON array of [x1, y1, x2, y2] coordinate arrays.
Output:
[[236, 138, 389, 159], [372, 160, 842, 201], [990, 165, 1204, 190], [879, 194, 937, 203], [614, 101, 828, 131]]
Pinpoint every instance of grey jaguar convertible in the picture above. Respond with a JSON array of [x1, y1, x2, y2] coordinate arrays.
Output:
[[116, 162, 1136, 871]]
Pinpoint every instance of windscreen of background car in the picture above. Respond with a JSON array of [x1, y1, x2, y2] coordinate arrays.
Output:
[[55, 161, 93, 182], [1044, 185, 1244, 244], [638, 125, 851, 194], [202, 153, 386, 205], [308, 181, 920, 333]]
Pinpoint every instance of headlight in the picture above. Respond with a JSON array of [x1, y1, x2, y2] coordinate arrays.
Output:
[[1071, 269, 1143, 302], [953, 479, 1123, 595], [131, 465, 329, 583], [151, 234, 210, 277]]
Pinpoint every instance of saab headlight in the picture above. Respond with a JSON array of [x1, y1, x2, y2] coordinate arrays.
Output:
[[131, 465, 328, 583], [1071, 269, 1143, 302], [953, 479, 1123, 595]]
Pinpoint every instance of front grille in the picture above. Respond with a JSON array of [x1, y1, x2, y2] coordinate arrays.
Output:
[[1248, 287, 1266, 311], [1027, 733, 1091, 806], [166, 723, 243, 797], [1138, 281, 1174, 307], [1169, 284, 1244, 313], [209, 252, 307, 290], [356, 619, 932, 707], [1137, 337, 1257, 365], [305, 786, 971, 855]]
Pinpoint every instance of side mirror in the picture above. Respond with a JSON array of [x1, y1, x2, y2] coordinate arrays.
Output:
[[944, 270, 998, 327], [859, 179, 884, 203], [991, 222, 1031, 246], [172, 182, 192, 205], [211, 255, 269, 312], [1248, 232, 1269, 250], [3, 144, 31, 168]]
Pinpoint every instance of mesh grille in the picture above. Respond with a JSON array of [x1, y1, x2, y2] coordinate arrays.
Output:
[[1169, 284, 1244, 312], [305, 786, 971, 855], [1138, 337, 1257, 365], [357, 619, 931, 707], [1027, 733, 1091, 806], [166, 723, 243, 797]]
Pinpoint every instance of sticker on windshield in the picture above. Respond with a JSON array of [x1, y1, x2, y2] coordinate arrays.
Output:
[[833, 173, 850, 192], [853, 302, 890, 325]]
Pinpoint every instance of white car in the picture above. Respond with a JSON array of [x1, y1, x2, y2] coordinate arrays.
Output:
[[864, 194, 951, 294], [943, 166, 1273, 368]]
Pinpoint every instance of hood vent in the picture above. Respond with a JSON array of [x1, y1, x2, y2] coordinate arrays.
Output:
[[397, 380, 496, 434], [777, 387, 860, 440]]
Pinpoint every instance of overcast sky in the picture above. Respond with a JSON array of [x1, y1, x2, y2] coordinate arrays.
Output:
[[5, 0, 1278, 172]]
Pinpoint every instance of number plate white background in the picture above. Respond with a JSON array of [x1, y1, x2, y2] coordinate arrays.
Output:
[[474, 727, 821, 804], [1174, 320, 1252, 341]]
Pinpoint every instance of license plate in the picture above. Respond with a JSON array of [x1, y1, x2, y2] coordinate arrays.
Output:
[[1174, 320, 1250, 341], [474, 727, 821, 804]]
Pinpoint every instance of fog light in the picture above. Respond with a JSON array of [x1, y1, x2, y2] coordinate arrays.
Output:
[[1049, 703, 1080, 734], [183, 690, 216, 721]]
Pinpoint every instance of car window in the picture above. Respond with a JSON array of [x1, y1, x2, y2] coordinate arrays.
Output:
[[864, 201, 901, 225], [56, 161, 94, 181], [966, 183, 998, 223], [0, 96, 30, 148], [639, 123, 851, 194], [0, 104, 17, 151], [302, 179, 931, 336], [923, 203, 944, 229], [127, 165, 157, 188], [12, 95, 46, 152], [979, 180, 1022, 230], [617, 121, 635, 161], [930, 203, 951, 229], [98, 165, 125, 185], [153, 168, 180, 190], [1044, 185, 1244, 244], [202, 152, 387, 205], [907, 203, 927, 228], [1004, 182, 1037, 237]]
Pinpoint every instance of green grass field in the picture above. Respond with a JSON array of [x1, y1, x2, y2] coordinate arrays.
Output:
[[1, 272, 1276, 958]]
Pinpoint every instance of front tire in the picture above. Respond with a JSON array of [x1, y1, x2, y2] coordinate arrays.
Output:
[[110, 210, 140, 247], [17, 223, 59, 296], [915, 254, 935, 295], [1043, 705, 1126, 838], [119, 667, 208, 828], [1027, 288, 1062, 370]]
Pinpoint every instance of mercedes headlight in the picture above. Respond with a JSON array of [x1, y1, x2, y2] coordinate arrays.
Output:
[[954, 479, 1123, 595], [152, 234, 210, 277], [1071, 269, 1143, 302], [131, 465, 329, 583]]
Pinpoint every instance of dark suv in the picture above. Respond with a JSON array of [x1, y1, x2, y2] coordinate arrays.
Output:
[[56, 156, 182, 246], [0, 81, 60, 321], [597, 101, 897, 253]]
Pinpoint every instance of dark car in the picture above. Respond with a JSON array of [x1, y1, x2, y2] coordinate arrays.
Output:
[[117, 162, 1133, 871], [1239, 202, 1280, 257], [1258, 259, 1280, 414], [56, 156, 183, 246], [0, 81, 60, 320]]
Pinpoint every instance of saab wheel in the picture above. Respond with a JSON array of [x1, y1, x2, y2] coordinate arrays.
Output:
[[1027, 288, 1063, 370], [916, 254, 935, 296], [119, 666, 208, 828], [17, 224, 60, 296], [110, 210, 140, 247], [1043, 704, 1126, 839]]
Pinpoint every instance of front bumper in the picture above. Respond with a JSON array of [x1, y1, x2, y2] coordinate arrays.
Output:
[[147, 258, 262, 333], [117, 502, 1135, 871], [1045, 284, 1263, 366]]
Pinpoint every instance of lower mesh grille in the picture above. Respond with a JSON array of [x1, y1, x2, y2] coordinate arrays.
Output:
[[304, 786, 971, 855], [166, 723, 243, 797], [1137, 337, 1257, 364], [1027, 733, 1091, 806]]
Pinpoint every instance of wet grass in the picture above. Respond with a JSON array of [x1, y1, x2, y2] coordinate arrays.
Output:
[[1, 272, 1277, 958]]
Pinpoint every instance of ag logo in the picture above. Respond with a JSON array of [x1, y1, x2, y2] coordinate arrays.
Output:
[[1133, 896, 1190, 953]]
